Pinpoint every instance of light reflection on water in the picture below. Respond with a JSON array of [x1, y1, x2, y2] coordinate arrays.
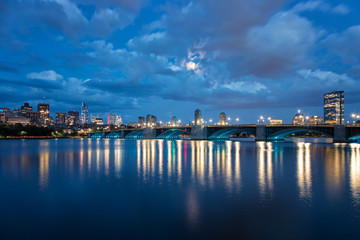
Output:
[[1, 139, 360, 238]]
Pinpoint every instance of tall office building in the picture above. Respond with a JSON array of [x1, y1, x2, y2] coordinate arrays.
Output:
[[324, 91, 344, 125], [194, 109, 202, 125], [115, 115, 123, 125], [108, 113, 115, 125], [219, 112, 226, 125], [146, 114, 157, 127], [37, 103, 50, 125], [21, 103, 38, 123], [171, 116, 177, 126], [68, 111, 80, 126], [21, 103, 32, 111], [138, 116, 145, 127], [81, 102, 88, 124], [56, 112, 67, 125]]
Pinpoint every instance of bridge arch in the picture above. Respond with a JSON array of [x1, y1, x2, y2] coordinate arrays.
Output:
[[349, 134, 360, 141], [125, 130, 143, 139], [91, 133, 103, 139], [208, 128, 254, 140], [267, 128, 331, 141], [105, 132, 122, 139], [157, 129, 188, 139]]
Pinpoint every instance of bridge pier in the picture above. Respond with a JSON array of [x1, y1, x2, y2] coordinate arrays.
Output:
[[333, 125, 347, 143], [255, 125, 266, 141], [143, 127, 156, 139], [191, 125, 208, 140]]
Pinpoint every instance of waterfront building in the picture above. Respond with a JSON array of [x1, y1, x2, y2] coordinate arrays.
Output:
[[93, 118, 104, 125], [138, 116, 145, 127], [270, 119, 283, 125], [171, 116, 177, 127], [21, 103, 32, 111], [115, 115, 123, 126], [37, 103, 50, 125], [146, 114, 157, 127], [0, 108, 10, 113], [292, 113, 305, 125], [81, 102, 88, 124], [324, 91, 344, 124], [68, 111, 80, 126], [0, 113, 5, 123], [194, 109, 202, 125], [56, 112, 67, 126], [108, 113, 115, 125], [308, 115, 323, 125], [6, 116, 30, 125], [20, 103, 38, 123], [219, 112, 226, 125]]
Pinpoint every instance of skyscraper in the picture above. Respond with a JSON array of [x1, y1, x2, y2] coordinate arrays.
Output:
[[56, 112, 67, 125], [115, 115, 123, 125], [146, 114, 157, 127], [324, 91, 344, 125], [219, 112, 226, 125], [81, 102, 88, 124], [108, 113, 115, 125], [194, 109, 202, 125], [138, 116, 145, 127], [37, 103, 50, 125], [171, 116, 177, 126], [68, 111, 80, 126]]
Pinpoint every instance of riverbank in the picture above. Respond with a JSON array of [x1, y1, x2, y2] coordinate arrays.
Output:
[[0, 136, 87, 139]]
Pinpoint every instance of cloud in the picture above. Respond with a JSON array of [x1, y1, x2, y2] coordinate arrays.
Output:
[[323, 25, 360, 64], [291, 1, 350, 15], [221, 81, 267, 94], [90, 7, 136, 37], [332, 4, 350, 15], [27, 70, 64, 81]]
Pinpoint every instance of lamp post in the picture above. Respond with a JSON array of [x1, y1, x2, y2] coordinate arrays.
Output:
[[351, 114, 356, 124]]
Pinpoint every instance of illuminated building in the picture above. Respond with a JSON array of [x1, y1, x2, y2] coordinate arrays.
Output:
[[81, 102, 88, 124], [194, 109, 202, 125], [219, 112, 226, 125], [21, 103, 32, 111], [138, 116, 145, 127], [93, 118, 104, 125], [108, 113, 115, 125], [115, 115, 123, 125], [0, 108, 10, 113], [68, 111, 80, 126], [20, 103, 38, 123], [270, 119, 282, 125], [171, 116, 177, 126], [146, 114, 157, 127], [37, 103, 50, 125], [324, 91, 344, 125], [292, 113, 305, 125], [0, 113, 5, 123], [308, 115, 323, 125], [56, 112, 67, 126], [6, 116, 30, 125]]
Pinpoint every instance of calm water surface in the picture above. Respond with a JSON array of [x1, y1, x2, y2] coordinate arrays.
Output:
[[1, 139, 360, 239]]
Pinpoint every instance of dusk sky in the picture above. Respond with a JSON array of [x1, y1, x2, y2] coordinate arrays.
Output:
[[1, 0, 360, 124]]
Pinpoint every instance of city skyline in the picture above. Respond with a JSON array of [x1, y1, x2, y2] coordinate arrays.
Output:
[[1, 1, 360, 123]]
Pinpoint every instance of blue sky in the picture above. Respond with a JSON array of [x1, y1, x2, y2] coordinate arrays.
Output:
[[1, 0, 360, 124]]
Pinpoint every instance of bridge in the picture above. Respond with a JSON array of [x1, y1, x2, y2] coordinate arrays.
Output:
[[88, 124, 360, 142]]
